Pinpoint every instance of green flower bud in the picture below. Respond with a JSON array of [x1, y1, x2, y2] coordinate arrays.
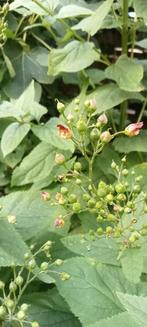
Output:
[[115, 183, 126, 193], [54, 259, 63, 266], [111, 161, 117, 169], [27, 259, 36, 270], [141, 229, 147, 236], [129, 231, 140, 243], [127, 201, 134, 209], [61, 187, 68, 195], [76, 120, 87, 133], [107, 213, 116, 221], [24, 252, 30, 260], [4, 298, 14, 309], [96, 216, 103, 222], [105, 193, 114, 203], [72, 202, 81, 213], [57, 101, 65, 113], [106, 226, 113, 234], [9, 282, 17, 292], [17, 310, 26, 320], [114, 228, 123, 237], [90, 128, 100, 141], [100, 131, 112, 143], [0, 306, 6, 320], [88, 199, 96, 208], [20, 304, 29, 312], [95, 201, 103, 209], [133, 184, 141, 193], [97, 188, 107, 197], [31, 322, 40, 327], [76, 178, 82, 185], [55, 153, 65, 165], [40, 262, 48, 271], [68, 194, 77, 203], [97, 228, 103, 235], [117, 193, 126, 202], [83, 194, 90, 202], [74, 162, 82, 171], [124, 207, 132, 213], [74, 98, 80, 105], [122, 169, 128, 176]]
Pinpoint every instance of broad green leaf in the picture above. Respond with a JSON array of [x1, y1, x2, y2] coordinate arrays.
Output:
[[32, 117, 75, 152], [23, 288, 81, 327], [72, 0, 113, 36], [134, 0, 147, 24], [52, 257, 147, 326], [86, 84, 144, 114], [120, 248, 143, 284], [4, 47, 53, 98], [11, 142, 57, 186], [48, 41, 99, 75], [1, 122, 30, 157], [56, 4, 93, 18], [136, 39, 147, 48], [87, 312, 139, 327], [0, 218, 28, 266], [128, 163, 147, 192], [10, 0, 59, 15], [0, 190, 69, 241], [105, 55, 144, 92], [62, 234, 119, 265], [113, 131, 147, 153], [117, 292, 147, 327]]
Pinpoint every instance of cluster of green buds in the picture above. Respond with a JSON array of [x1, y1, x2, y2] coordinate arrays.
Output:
[[0, 2, 9, 44], [0, 240, 55, 326]]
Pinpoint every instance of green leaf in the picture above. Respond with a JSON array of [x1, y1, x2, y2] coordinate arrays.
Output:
[[120, 248, 143, 284], [117, 292, 147, 327], [48, 41, 99, 75], [86, 84, 144, 114], [72, 0, 113, 36], [136, 39, 147, 49], [62, 234, 119, 266], [87, 312, 139, 327], [0, 190, 70, 241], [56, 4, 93, 18], [11, 142, 57, 186], [1, 122, 30, 157], [52, 257, 147, 326], [4, 46, 53, 98], [10, 0, 59, 15], [105, 55, 144, 92], [134, 0, 147, 24], [113, 131, 147, 153], [23, 288, 81, 327], [0, 218, 28, 266], [32, 117, 75, 152], [127, 163, 147, 192]]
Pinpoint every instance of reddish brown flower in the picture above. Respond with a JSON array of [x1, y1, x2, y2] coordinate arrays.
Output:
[[125, 122, 143, 137], [40, 191, 50, 201], [57, 124, 72, 139]]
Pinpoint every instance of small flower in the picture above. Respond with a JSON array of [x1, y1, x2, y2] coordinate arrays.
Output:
[[55, 192, 65, 205], [54, 216, 65, 228], [57, 101, 65, 113], [7, 215, 16, 224], [57, 124, 72, 139], [100, 131, 112, 143], [125, 122, 143, 137], [55, 153, 65, 165], [89, 98, 96, 110], [60, 272, 70, 281], [97, 113, 108, 125], [40, 191, 50, 201]]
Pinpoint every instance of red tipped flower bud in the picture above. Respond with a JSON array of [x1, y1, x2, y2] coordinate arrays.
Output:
[[57, 124, 72, 139], [125, 122, 143, 137], [100, 131, 112, 143]]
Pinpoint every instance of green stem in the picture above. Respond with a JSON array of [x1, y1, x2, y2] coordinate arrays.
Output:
[[32, 0, 52, 15], [120, 0, 129, 130], [31, 32, 52, 50], [137, 97, 147, 122]]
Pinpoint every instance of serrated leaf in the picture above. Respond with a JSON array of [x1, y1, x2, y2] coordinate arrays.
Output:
[[113, 131, 147, 153], [0, 218, 28, 266], [117, 292, 147, 327], [105, 55, 144, 92], [120, 248, 143, 284], [48, 41, 99, 75], [56, 4, 93, 18], [87, 312, 139, 327], [72, 0, 113, 36], [23, 288, 81, 327], [52, 257, 147, 326], [0, 190, 70, 241], [11, 142, 57, 186], [1, 122, 30, 157], [62, 234, 119, 266], [134, 0, 147, 24], [4, 47, 53, 98], [32, 117, 75, 152]]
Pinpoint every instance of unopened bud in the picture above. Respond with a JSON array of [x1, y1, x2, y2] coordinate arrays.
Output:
[[55, 153, 65, 165], [100, 131, 112, 143]]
